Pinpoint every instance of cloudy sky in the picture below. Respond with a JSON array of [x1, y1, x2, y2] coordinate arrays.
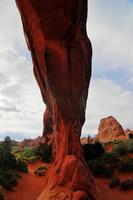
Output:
[[0, 0, 133, 140]]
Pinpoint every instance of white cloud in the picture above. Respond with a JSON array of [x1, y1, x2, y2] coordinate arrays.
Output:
[[83, 79, 133, 137], [0, 0, 44, 140], [87, 0, 133, 72]]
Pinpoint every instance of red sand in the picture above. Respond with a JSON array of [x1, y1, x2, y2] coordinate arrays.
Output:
[[2, 161, 133, 200], [2, 161, 50, 200], [96, 175, 133, 200]]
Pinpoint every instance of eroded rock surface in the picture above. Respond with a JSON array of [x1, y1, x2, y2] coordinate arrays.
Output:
[[16, 0, 96, 199], [96, 116, 125, 143]]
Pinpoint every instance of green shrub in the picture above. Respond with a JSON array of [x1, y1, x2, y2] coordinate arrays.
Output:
[[113, 140, 122, 145], [37, 166, 48, 171], [0, 170, 20, 190], [18, 147, 38, 163], [112, 139, 133, 155], [100, 152, 119, 164], [34, 166, 48, 176], [124, 139, 133, 153], [109, 177, 120, 188], [129, 134, 133, 140], [113, 143, 128, 156], [0, 192, 4, 200], [88, 160, 114, 178], [9, 176, 18, 186], [120, 178, 133, 191], [119, 158, 133, 172], [16, 159, 28, 173], [0, 137, 29, 191], [83, 142, 105, 161], [37, 144, 52, 163], [87, 151, 122, 178], [35, 170, 45, 176], [0, 136, 17, 169]]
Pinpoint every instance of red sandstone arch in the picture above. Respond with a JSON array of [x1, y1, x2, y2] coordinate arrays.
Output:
[[15, 0, 96, 199]]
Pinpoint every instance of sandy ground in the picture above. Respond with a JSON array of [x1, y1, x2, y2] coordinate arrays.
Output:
[[96, 174, 133, 200], [2, 161, 50, 200], [2, 162, 133, 200]]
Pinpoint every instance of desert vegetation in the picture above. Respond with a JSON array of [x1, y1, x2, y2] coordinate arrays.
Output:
[[15, 146, 38, 163], [83, 139, 133, 193], [14, 142, 52, 164], [84, 139, 133, 177], [108, 177, 133, 191], [37, 143, 52, 163], [34, 166, 48, 176], [113, 139, 133, 155], [1, 135, 133, 199], [83, 141, 105, 160], [0, 136, 28, 199], [0, 192, 4, 200]]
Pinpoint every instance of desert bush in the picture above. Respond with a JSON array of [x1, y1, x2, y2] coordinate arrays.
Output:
[[0, 192, 4, 200], [112, 139, 133, 155], [112, 143, 128, 156], [83, 142, 105, 161], [109, 177, 120, 188], [0, 170, 20, 190], [129, 134, 133, 140], [88, 160, 114, 178], [0, 137, 28, 191], [120, 178, 133, 191], [119, 158, 133, 173], [37, 143, 52, 163], [124, 139, 133, 153], [34, 166, 48, 176], [113, 140, 122, 145], [0, 136, 17, 169], [35, 170, 45, 176], [87, 151, 121, 177], [18, 146, 38, 163], [16, 159, 28, 173], [37, 166, 48, 171], [100, 152, 119, 164]]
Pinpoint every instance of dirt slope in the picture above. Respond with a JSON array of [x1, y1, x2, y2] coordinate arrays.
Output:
[[2, 162, 50, 200]]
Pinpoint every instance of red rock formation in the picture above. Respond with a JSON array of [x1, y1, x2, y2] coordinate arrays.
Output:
[[96, 116, 125, 143], [125, 128, 133, 135], [16, 0, 96, 199], [81, 136, 95, 145], [18, 136, 43, 149], [80, 137, 89, 145], [125, 129, 133, 139]]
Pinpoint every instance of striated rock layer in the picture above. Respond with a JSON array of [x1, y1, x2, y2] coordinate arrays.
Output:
[[96, 116, 125, 143], [16, 0, 96, 199]]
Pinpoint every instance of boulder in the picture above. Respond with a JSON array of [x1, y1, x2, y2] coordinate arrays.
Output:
[[96, 116, 125, 143]]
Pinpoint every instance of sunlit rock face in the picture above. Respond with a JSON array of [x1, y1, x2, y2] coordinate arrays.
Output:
[[16, 0, 96, 199], [96, 116, 126, 143]]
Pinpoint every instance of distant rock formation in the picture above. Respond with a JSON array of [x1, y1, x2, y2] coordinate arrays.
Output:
[[96, 116, 126, 143], [81, 137, 89, 145], [18, 136, 42, 148], [81, 136, 95, 145], [125, 129, 133, 138], [16, 0, 96, 199]]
